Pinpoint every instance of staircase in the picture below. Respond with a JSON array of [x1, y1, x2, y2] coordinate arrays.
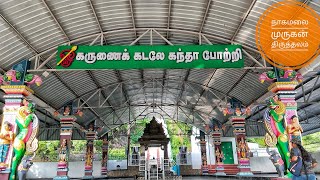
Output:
[[208, 164, 239, 175], [139, 158, 172, 179]]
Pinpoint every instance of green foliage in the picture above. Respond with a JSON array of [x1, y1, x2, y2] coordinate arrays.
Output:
[[71, 140, 86, 154], [302, 132, 320, 152], [247, 137, 267, 148], [94, 140, 103, 154], [165, 120, 192, 161], [35, 141, 60, 162], [109, 148, 126, 160], [130, 119, 150, 145]]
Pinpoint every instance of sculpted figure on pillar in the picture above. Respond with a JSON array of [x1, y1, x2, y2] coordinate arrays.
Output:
[[85, 149, 93, 167], [264, 95, 291, 174], [11, 100, 39, 180], [215, 147, 224, 164], [0, 122, 14, 167], [58, 139, 68, 163], [286, 115, 303, 142], [237, 137, 249, 159]]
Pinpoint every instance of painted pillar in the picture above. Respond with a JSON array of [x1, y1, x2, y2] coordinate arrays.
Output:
[[54, 115, 76, 180], [268, 81, 299, 141], [200, 131, 208, 175], [212, 128, 226, 175], [230, 115, 253, 176], [0, 86, 33, 180], [83, 130, 96, 179], [101, 135, 108, 176], [260, 69, 303, 174]]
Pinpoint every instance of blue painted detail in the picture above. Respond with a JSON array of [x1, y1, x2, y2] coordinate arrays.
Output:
[[82, 175, 94, 179], [53, 175, 70, 180], [236, 172, 254, 176], [172, 165, 180, 176], [214, 172, 226, 176]]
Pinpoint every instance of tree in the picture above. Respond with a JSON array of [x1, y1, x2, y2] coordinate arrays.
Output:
[[165, 120, 192, 161]]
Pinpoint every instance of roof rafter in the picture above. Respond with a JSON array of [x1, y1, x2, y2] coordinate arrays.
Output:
[[41, 0, 70, 42], [166, 0, 172, 39], [128, 0, 137, 38], [88, 0, 107, 45], [199, 0, 213, 33], [230, 0, 257, 42], [0, 12, 38, 54]]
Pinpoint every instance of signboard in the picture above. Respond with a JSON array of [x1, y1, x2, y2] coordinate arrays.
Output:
[[56, 45, 244, 69]]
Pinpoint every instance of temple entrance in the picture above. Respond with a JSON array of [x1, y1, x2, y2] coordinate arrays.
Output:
[[138, 117, 170, 180], [221, 142, 234, 164]]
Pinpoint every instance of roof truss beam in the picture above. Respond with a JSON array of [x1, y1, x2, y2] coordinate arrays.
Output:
[[41, 0, 70, 42]]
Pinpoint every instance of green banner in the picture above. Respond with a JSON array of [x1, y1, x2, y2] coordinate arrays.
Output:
[[56, 45, 244, 69]]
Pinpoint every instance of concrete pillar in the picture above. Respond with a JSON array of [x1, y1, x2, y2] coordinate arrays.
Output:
[[83, 129, 96, 179], [0, 85, 34, 180], [101, 135, 108, 176], [200, 131, 208, 175], [164, 144, 168, 159], [54, 110, 76, 180]]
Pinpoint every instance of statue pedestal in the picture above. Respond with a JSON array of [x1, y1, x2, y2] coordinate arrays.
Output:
[[236, 159, 253, 176], [83, 165, 94, 179], [201, 165, 209, 174], [214, 164, 226, 175], [101, 167, 107, 176], [0, 173, 9, 180]]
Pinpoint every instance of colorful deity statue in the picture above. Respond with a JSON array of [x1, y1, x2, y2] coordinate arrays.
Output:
[[264, 95, 290, 173], [0, 122, 14, 167], [10, 100, 39, 180], [237, 137, 249, 159], [286, 115, 303, 142], [58, 139, 68, 163], [85, 149, 93, 167], [215, 148, 224, 164], [0, 69, 42, 87], [259, 69, 303, 83]]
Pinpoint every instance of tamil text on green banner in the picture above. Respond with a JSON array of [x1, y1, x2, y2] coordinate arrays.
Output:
[[56, 45, 244, 69]]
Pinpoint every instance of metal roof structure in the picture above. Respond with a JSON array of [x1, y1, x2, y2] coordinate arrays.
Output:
[[0, 0, 319, 140]]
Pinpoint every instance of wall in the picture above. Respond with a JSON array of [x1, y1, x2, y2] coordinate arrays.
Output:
[[190, 127, 201, 169], [26, 160, 128, 179]]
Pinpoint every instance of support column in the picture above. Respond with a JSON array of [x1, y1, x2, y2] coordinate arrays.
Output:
[[199, 131, 208, 175], [164, 144, 168, 160], [101, 135, 108, 176], [212, 127, 226, 175], [231, 115, 253, 176], [268, 81, 300, 142], [83, 128, 96, 179], [0, 86, 33, 180], [260, 69, 302, 177], [54, 113, 76, 180]]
